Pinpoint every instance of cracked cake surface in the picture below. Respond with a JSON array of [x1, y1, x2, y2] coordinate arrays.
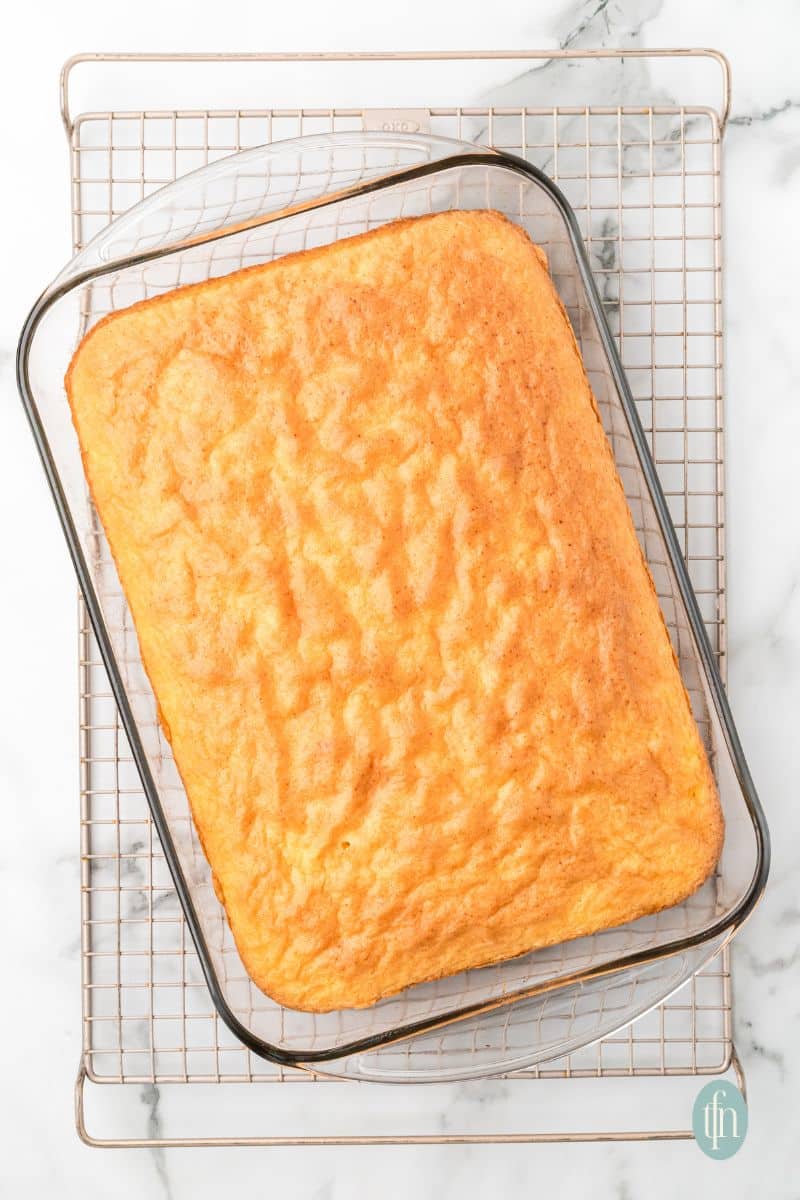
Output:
[[66, 210, 723, 1011]]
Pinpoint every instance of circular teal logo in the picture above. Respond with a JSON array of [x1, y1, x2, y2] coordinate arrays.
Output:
[[692, 1082, 748, 1159]]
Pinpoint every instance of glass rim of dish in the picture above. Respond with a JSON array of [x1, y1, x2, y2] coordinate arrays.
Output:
[[16, 132, 770, 1073]]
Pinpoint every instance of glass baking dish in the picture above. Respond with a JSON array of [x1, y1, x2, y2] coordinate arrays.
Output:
[[17, 132, 769, 1080]]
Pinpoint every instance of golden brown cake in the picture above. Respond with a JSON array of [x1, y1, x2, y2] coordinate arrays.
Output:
[[66, 210, 723, 1012]]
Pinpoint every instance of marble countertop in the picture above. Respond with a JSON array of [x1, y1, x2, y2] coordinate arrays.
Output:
[[1, 0, 797, 1195]]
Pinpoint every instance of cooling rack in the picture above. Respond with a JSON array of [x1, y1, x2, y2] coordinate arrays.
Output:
[[64, 48, 744, 1145]]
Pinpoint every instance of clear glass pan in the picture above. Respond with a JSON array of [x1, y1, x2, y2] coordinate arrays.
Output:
[[17, 132, 769, 1080]]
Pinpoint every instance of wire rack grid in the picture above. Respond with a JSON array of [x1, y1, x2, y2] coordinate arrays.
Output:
[[66, 49, 735, 1143]]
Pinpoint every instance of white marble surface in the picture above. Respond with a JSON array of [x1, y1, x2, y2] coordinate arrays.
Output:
[[1, 0, 798, 1194]]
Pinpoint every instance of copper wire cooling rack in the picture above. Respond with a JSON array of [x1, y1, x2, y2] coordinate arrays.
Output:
[[65, 48, 743, 1145]]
